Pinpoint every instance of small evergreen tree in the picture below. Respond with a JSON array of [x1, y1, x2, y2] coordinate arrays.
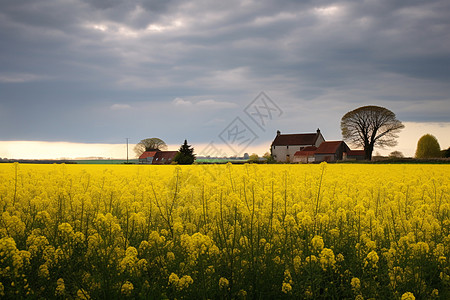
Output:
[[174, 140, 195, 164], [415, 134, 441, 158]]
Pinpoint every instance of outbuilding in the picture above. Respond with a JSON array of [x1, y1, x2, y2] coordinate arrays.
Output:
[[293, 146, 317, 163], [139, 151, 157, 164], [152, 151, 178, 165], [314, 141, 350, 162]]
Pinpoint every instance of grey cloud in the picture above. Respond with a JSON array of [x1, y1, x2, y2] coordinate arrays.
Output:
[[0, 0, 449, 144]]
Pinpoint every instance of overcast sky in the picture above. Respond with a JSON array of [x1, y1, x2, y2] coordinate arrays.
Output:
[[0, 0, 449, 158]]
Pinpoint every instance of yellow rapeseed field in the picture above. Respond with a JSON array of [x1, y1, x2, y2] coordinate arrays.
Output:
[[0, 163, 448, 299]]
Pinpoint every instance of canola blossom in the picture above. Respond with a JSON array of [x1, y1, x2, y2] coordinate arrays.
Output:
[[0, 163, 448, 299]]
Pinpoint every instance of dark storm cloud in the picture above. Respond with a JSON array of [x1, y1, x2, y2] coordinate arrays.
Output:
[[0, 0, 449, 144]]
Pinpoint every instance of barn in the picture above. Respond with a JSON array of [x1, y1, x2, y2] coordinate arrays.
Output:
[[271, 129, 366, 163], [138, 151, 157, 164], [139, 150, 178, 164], [152, 151, 178, 165]]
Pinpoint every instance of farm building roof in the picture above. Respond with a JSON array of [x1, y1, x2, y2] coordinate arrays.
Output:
[[139, 151, 158, 159], [152, 151, 178, 164], [314, 141, 346, 154], [294, 146, 317, 156], [272, 133, 319, 146]]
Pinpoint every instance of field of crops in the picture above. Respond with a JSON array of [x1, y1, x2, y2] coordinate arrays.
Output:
[[0, 163, 448, 299]]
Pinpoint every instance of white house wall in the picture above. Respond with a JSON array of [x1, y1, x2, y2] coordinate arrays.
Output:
[[272, 145, 308, 162], [271, 131, 325, 163], [314, 134, 325, 147]]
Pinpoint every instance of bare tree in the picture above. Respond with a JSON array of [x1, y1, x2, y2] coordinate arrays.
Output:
[[341, 106, 404, 160], [134, 138, 167, 157]]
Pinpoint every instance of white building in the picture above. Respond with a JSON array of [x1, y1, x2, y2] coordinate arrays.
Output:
[[271, 129, 325, 162]]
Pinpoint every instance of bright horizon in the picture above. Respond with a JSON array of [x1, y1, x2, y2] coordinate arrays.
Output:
[[1, 122, 448, 160]]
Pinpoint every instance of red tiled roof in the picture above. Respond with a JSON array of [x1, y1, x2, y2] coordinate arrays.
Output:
[[315, 141, 344, 154], [152, 151, 178, 164], [272, 133, 318, 146], [139, 151, 157, 159], [294, 146, 317, 156], [347, 149, 365, 156]]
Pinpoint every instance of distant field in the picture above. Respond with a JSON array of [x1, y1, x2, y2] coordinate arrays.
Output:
[[74, 158, 248, 164], [196, 158, 248, 163], [72, 159, 139, 164]]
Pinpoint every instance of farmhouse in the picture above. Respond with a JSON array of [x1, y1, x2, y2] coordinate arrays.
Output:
[[271, 129, 325, 162], [139, 150, 178, 165], [272, 129, 366, 163]]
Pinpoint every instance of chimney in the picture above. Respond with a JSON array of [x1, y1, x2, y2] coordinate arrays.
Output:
[[277, 130, 281, 136]]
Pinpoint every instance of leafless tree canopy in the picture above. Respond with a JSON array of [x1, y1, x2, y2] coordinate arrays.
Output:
[[341, 106, 404, 159], [134, 138, 167, 156]]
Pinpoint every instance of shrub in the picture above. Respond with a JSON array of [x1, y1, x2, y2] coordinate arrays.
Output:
[[415, 134, 441, 158]]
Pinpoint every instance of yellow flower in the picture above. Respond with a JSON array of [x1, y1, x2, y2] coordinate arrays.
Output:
[[413, 242, 429, 256], [55, 278, 65, 296], [319, 248, 336, 270], [293, 255, 302, 273], [219, 277, 229, 289], [166, 251, 175, 261], [431, 289, 438, 298], [206, 265, 215, 275], [365, 240, 376, 251], [304, 286, 313, 298], [364, 250, 379, 268], [311, 235, 324, 252], [351, 277, 361, 291], [168, 273, 179, 285], [121, 281, 134, 296], [273, 256, 281, 264], [282, 282, 292, 294], [401, 292, 415, 300], [306, 255, 318, 264], [38, 264, 50, 279], [178, 275, 193, 290], [284, 269, 293, 283], [76, 288, 90, 300]]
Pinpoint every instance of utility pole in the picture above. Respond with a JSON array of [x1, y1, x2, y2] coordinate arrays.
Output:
[[126, 138, 129, 163]]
